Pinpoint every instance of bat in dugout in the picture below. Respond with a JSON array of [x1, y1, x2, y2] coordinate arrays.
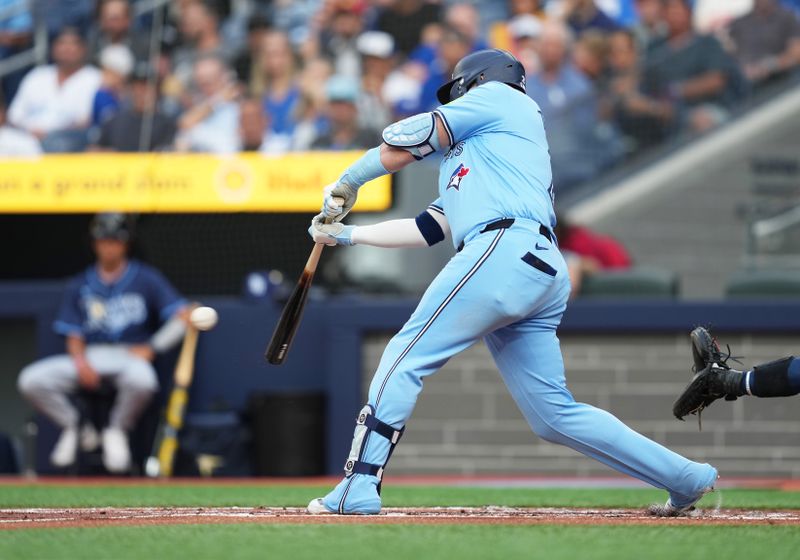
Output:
[[145, 306, 217, 477]]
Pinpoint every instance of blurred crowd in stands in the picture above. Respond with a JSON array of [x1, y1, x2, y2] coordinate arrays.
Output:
[[1, 0, 800, 190]]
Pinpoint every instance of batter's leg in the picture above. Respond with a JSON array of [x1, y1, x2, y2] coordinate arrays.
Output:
[[485, 321, 718, 508], [316, 229, 522, 514]]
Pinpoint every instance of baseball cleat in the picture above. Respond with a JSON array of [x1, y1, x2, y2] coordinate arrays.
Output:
[[307, 498, 335, 514], [102, 427, 131, 473], [648, 473, 718, 517], [50, 426, 79, 468]]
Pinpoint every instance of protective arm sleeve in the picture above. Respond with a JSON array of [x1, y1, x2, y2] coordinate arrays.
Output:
[[352, 207, 450, 249]]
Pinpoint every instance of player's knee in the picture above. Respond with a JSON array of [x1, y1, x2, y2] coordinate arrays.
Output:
[[118, 361, 159, 393], [17, 363, 47, 396]]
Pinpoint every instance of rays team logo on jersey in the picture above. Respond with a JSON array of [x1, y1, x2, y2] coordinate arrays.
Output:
[[83, 294, 147, 333], [447, 163, 470, 191]]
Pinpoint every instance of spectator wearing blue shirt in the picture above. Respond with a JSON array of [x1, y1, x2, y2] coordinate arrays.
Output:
[[0, 0, 33, 102], [258, 29, 301, 137], [412, 26, 473, 114], [91, 44, 135, 129], [527, 21, 604, 189], [18, 214, 189, 473]]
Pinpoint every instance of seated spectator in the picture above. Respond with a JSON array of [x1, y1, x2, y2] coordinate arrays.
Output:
[[310, 76, 380, 150], [489, 0, 546, 52], [631, 0, 667, 52], [642, 0, 744, 134], [8, 28, 101, 152], [0, 101, 41, 155], [356, 31, 395, 131], [238, 96, 290, 154], [562, 0, 619, 35], [527, 22, 603, 189], [554, 214, 631, 297], [408, 3, 489, 72], [91, 45, 135, 129], [320, 0, 367, 80], [573, 30, 609, 85], [170, 0, 230, 97], [92, 64, 177, 152], [375, 0, 441, 57], [18, 213, 189, 473], [410, 26, 473, 114], [727, 0, 800, 88], [507, 15, 543, 73], [292, 57, 333, 150], [232, 14, 270, 87], [606, 29, 671, 152], [257, 29, 301, 137], [88, 0, 150, 63], [176, 55, 240, 153], [0, 0, 34, 103]]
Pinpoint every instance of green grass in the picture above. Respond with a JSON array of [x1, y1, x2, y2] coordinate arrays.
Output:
[[2, 524, 800, 560], [2, 484, 799, 560], [0, 483, 799, 509]]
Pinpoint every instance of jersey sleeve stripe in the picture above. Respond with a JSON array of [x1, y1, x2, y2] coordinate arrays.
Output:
[[433, 110, 454, 146], [427, 205, 445, 216]]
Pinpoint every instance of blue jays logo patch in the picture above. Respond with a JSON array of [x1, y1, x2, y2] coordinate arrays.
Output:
[[447, 163, 470, 190]]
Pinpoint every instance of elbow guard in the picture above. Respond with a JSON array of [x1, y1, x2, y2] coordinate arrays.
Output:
[[415, 210, 445, 246], [382, 113, 442, 160]]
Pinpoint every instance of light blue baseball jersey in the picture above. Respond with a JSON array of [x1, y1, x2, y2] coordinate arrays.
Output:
[[432, 81, 555, 249]]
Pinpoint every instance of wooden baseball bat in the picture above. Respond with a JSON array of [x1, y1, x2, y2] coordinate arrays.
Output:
[[145, 325, 199, 478], [265, 197, 344, 365], [265, 242, 325, 365]]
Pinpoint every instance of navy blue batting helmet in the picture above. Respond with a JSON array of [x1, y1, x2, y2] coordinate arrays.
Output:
[[436, 49, 526, 105]]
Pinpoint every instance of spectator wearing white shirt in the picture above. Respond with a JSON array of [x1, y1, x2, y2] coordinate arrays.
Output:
[[8, 28, 101, 152], [175, 55, 240, 154], [0, 103, 41, 156]]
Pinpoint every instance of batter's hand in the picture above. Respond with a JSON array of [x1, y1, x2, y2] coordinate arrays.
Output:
[[321, 182, 358, 222], [77, 363, 101, 391], [308, 219, 355, 246]]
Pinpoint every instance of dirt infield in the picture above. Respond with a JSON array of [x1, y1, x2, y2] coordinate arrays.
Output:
[[2, 506, 800, 529]]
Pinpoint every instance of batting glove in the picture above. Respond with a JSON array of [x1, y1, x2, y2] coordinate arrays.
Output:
[[322, 182, 358, 222], [309, 218, 356, 246]]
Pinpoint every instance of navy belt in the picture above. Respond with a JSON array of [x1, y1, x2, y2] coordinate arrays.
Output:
[[457, 218, 553, 252]]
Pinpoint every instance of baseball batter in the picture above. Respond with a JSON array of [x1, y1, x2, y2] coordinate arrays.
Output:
[[18, 213, 188, 473], [306, 50, 717, 516]]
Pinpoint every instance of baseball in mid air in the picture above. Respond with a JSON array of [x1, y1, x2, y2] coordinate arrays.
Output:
[[190, 306, 218, 331]]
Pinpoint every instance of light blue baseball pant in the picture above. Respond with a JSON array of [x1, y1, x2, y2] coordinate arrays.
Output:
[[323, 219, 717, 513]]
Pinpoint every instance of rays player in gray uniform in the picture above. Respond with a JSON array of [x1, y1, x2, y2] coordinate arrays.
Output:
[[18, 213, 188, 473], [306, 50, 718, 516]]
